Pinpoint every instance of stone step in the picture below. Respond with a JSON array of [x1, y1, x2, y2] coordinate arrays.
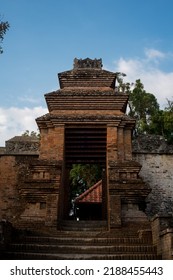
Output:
[[15, 236, 152, 245], [3, 225, 158, 260], [9, 243, 157, 254], [4, 231, 159, 260], [53, 229, 139, 238], [14, 228, 141, 239], [60, 220, 107, 231], [5, 251, 160, 260]]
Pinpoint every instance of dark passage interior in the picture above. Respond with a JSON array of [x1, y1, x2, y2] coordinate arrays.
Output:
[[63, 125, 107, 220], [65, 126, 107, 164]]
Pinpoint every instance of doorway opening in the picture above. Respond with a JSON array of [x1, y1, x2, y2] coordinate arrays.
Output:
[[62, 125, 107, 221], [68, 163, 103, 220]]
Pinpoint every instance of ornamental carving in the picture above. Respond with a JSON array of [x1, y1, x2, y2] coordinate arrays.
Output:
[[73, 58, 103, 69], [6, 140, 39, 154]]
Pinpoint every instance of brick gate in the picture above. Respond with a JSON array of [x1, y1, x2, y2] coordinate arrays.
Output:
[[17, 58, 151, 231]]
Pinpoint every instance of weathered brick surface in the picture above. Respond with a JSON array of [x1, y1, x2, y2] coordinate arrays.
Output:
[[151, 216, 173, 259], [0, 156, 18, 221], [0, 155, 37, 221], [161, 229, 173, 259], [107, 126, 118, 162], [109, 195, 121, 227], [133, 153, 173, 217], [39, 126, 65, 160]]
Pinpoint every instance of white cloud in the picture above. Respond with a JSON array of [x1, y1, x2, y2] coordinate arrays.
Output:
[[144, 48, 165, 61], [114, 49, 173, 108], [18, 95, 41, 104], [0, 106, 48, 146]]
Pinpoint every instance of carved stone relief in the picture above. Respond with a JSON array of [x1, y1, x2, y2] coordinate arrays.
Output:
[[6, 140, 39, 154]]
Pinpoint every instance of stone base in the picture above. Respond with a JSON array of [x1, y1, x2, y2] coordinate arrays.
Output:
[[122, 209, 149, 223]]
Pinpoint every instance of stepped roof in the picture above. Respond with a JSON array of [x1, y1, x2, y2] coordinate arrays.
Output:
[[58, 58, 117, 89]]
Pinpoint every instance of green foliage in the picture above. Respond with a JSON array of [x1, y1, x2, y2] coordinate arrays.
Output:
[[148, 110, 165, 135], [22, 130, 40, 138], [128, 79, 160, 133], [69, 164, 102, 199], [0, 17, 10, 54], [116, 75, 173, 143], [148, 100, 173, 143], [116, 72, 132, 94], [162, 100, 173, 143]]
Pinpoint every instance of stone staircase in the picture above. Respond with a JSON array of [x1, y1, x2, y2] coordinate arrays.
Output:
[[3, 221, 161, 260], [60, 220, 107, 231]]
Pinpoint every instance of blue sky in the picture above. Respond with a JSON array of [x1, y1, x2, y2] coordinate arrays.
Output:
[[0, 0, 173, 145]]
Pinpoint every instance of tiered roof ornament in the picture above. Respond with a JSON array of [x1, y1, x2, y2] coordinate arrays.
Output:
[[73, 58, 103, 69], [58, 57, 116, 89]]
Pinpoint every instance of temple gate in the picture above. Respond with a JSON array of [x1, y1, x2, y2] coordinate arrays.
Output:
[[18, 58, 151, 231]]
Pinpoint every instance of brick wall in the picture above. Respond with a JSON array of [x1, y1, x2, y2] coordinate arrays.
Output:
[[0, 156, 18, 221], [0, 155, 38, 222], [39, 126, 65, 160], [1, 150, 172, 225]]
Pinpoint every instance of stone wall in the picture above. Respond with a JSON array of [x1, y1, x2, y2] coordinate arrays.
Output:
[[133, 153, 173, 217], [132, 134, 173, 217]]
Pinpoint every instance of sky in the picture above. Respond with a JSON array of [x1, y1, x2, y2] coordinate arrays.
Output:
[[0, 0, 173, 146]]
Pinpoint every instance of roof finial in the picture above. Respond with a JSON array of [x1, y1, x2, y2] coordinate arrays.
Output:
[[73, 58, 103, 69]]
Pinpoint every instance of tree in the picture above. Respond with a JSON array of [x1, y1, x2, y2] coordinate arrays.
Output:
[[162, 99, 173, 143], [147, 98, 173, 143], [0, 16, 10, 54], [22, 130, 40, 138], [128, 79, 160, 133], [117, 76, 159, 133], [116, 76, 171, 137], [148, 109, 165, 136], [116, 72, 132, 94], [69, 164, 102, 199]]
